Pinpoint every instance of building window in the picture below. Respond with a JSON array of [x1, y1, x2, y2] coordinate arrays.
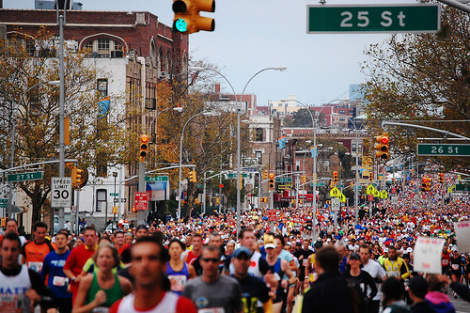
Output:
[[255, 128, 263, 141], [84, 38, 124, 58], [352, 144, 356, 152], [340, 110, 345, 114], [96, 189, 107, 212], [97, 79, 108, 97], [98, 38, 110, 51], [255, 151, 262, 164]]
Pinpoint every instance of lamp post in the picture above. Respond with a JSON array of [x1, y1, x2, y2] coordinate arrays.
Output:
[[282, 99, 328, 240], [346, 117, 360, 228], [177, 112, 208, 220], [7, 80, 59, 218], [190, 66, 286, 240]]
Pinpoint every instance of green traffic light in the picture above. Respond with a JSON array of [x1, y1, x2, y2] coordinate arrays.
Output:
[[174, 19, 188, 32]]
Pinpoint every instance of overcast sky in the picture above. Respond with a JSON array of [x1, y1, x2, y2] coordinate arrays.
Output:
[[6, 0, 435, 106]]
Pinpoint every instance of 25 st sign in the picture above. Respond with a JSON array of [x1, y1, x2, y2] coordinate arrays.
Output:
[[307, 4, 440, 34]]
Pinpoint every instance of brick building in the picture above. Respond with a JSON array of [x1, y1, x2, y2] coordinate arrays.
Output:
[[0, 7, 189, 231]]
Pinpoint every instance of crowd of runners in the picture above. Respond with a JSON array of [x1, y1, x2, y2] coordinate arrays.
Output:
[[0, 196, 470, 313]]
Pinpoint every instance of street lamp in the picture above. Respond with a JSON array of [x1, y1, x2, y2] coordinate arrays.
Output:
[[346, 117, 360, 229], [7, 80, 60, 217], [190, 66, 287, 239], [281, 99, 328, 240], [177, 112, 209, 220]]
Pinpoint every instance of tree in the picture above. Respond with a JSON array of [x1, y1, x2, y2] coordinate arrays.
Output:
[[0, 29, 126, 224], [362, 7, 470, 170], [154, 65, 242, 216]]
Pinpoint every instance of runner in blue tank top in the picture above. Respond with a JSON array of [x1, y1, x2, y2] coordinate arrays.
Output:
[[166, 239, 196, 294]]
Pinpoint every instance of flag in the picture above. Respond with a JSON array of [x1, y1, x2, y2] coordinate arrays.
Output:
[[278, 135, 287, 150], [98, 97, 111, 119], [310, 146, 318, 158]]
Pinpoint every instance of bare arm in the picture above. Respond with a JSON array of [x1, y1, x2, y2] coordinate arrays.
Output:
[[72, 275, 105, 313]]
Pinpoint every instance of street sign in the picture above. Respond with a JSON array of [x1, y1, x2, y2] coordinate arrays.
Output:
[[145, 176, 169, 182], [51, 177, 72, 208], [337, 184, 344, 188], [373, 189, 380, 198], [134, 192, 148, 211], [331, 198, 340, 211], [268, 210, 277, 222], [219, 184, 224, 188], [391, 195, 398, 204], [455, 184, 470, 192], [110, 193, 119, 196], [368, 194, 374, 201], [330, 187, 341, 198], [380, 190, 388, 199], [0, 199, 7, 208], [114, 198, 126, 203], [391, 188, 397, 194], [278, 184, 292, 190], [8, 171, 43, 182], [307, 4, 440, 34], [339, 193, 346, 203], [366, 185, 375, 195], [417, 144, 470, 156], [276, 177, 292, 183], [227, 173, 249, 178], [311, 182, 325, 186]]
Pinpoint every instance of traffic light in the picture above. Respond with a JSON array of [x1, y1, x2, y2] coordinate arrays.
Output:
[[112, 206, 118, 214], [139, 134, 149, 162], [189, 170, 197, 183], [263, 170, 268, 180], [172, 0, 215, 35], [369, 174, 373, 183], [261, 197, 267, 203], [375, 134, 390, 160], [421, 177, 428, 192], [269, 173, 275, 190], [426, 178, 432, 192], [239, 175, 243, 190], [438, 173, 444, 185], [71, 166, 84, 189], [301, 175, 306, 184], [333, 171, 338, 185]]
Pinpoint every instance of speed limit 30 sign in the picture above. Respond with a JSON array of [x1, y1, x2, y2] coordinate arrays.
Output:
[[51, 177, 72, 208]]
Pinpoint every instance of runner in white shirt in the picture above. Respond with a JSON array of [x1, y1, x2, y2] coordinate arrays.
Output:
[[359, 244, 387, 313]]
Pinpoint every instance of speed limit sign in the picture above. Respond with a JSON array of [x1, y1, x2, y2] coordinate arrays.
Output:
[[51, 177, 72, 208]]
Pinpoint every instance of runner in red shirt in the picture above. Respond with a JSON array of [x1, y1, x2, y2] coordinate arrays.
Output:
[[109, 236, 196, 313], [63, 226, 97, 303]]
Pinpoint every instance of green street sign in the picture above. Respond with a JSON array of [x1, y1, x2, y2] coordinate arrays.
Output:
[[417, 144, 470, 156], [307, 4, 440, 34], [7, 171, 43, 182], [110, 193, 119, 196], [455, 184, 470, 192], [145, 176, 169, 182], [276, 177, 292, 183], [311, 182, 325, 186], [227, 173, 248, 178], [0, 199, 7, 208], [337, 184, 344, 188]]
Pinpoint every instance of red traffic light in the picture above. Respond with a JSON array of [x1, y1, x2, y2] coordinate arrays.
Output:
[[380, 136, 389, 144], [269, 173, 275, 179]]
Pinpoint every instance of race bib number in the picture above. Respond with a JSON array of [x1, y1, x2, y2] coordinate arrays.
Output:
[[52, 276, 68, 286], [388, 271, 400, 277], [199, 308, 225, 313], [302, 259, 309, 267], [442, 259, 449, 266], [0, 294, 29, 313], [168, 275, 187, 292], [28, 261, 43, 272], [92, 307, 109, 313], [451, 264, 460, 271]]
